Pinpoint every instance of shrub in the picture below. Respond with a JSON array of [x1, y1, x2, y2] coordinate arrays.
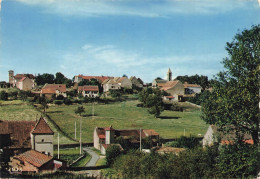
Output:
[[106, 145, 121, 166], [56, 95, 64, 100], [63, 98, 72, 105], [0, 91, 8, 101], [54, 100, 63, 105]]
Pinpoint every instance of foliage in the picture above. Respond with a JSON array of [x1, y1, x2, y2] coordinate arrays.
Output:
[[139, 88, 164, 117], [187, 90, 211, 105], [35, 73, 55, 85], [19, 90, 30, 101], [63, 98, 72, 105], [0, 91, 8, 101], [201, 25, 260, 144], [56, 95, 64, 100], [175, 74, 210, 90], [74, 106, 85, 116], [166, 136, 200, 149], [54, 100, 63, 105], [106, 145, 121, 166], [109, 89, 122, 99]]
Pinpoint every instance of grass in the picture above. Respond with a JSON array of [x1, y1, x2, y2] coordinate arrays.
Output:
[[0, 99, 77, 145], [46, 100, 208, 143], [71, 153, 91, 167], [53, 147, 82, 165]]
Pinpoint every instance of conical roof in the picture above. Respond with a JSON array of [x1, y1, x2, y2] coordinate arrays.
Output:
[[31, 117, 54, 135]]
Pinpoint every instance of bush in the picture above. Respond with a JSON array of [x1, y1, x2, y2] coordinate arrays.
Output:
[[63, 98, 72, 105], [166, 136, 200, 149], [106, 145, 121, 166], [56, 95, 65, 100], [0, 91, 8, 101], [54, 100, 63, 105]]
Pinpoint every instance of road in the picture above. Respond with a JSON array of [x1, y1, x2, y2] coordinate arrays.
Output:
[[83, 147, 101, 177]]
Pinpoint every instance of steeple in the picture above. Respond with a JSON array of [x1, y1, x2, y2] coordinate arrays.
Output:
[[167, 68, 172, 81]]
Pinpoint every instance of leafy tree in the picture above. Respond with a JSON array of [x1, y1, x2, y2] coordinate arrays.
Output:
[[175, 74, 210, 89], [122, 74, 128, 78], [39, 97, 48, 113], [202, 25, 259, 145], [106, 145, 121, 166], [188, 90, 211, 105], [55, 72, 65, 84], [75, 106, 85, 116], [19, 90, 30, 101], [109, 89, 122, 99], [35, 73, 55, 85], [0, 91, 8, 101], [139, 88, 164, 117]]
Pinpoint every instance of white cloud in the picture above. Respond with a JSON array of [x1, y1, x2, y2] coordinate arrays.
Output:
[[59, 44, 223, 82], [14, 0, 258, 17]]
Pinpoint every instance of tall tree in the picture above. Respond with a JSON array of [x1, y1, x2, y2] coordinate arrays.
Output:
[[201, 25, 260, 145]]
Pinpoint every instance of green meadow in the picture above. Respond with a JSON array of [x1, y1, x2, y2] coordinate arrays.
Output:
[[46, 100, 208, 143]]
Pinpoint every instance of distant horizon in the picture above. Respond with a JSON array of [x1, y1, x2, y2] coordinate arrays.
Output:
[[1, 0, 259, 83]]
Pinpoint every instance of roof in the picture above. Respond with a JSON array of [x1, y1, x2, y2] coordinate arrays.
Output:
[[14, 74, 35, 79], [78, 86, 83, 92], [164, 96, 175, 99], [154, 79, 167, 84], [31, 117, 54, 135], [210, 125, 253, 144], [76, 75, 112, 83], [104, 126, 115, 131], [183, 82, 201, 88], [19, 77, 27, 82], [82, 86, 99, 92], [96, 127, 158, 141], [115, 77, 128, 83], [41, 84, 66, 94], [15, 150, 53, 168], [161, 80, 180, 91], [167, 68, 172, 73], [0, 120, 36, 148], [102, 144, 124, 151], [106, 79, 119, 85]]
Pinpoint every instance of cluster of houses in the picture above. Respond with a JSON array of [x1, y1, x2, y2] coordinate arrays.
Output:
[[7, 69, 202, 102], [0, 117, 66, 174]]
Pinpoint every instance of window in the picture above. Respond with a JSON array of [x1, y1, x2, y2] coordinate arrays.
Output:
[[42, 139, 44, 142]]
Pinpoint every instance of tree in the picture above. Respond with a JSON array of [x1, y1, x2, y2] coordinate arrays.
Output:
[[202, 25, 259, 145], [139, 88, 164, 117], [35, 73, 55, 85], [39, 97, 48, 113], [55, 72, 65, 84], [75, 106, 85, 116], [0, 91, 8, 101], [106, 145, 121, 166]]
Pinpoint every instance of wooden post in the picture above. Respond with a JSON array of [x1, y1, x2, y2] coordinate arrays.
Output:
[[92, 102, 94, 120], [75, 121, 76, 139], [140, 128, 142, 152], [58, 133, 60, 159], [80, 118, 82, 155]]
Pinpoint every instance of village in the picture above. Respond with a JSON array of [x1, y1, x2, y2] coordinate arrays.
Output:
[[0, 65, 257, 178]]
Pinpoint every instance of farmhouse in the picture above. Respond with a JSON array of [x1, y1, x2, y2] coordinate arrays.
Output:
[[78, 85, 99, 98], [74, 75, 112, 84], [114, 77, 132, 89], [161, 80, 185, 101], [203, 125, 253, 146], [130, 76, 143, 88], [102, 79, 121, 92], [41, 84, 67, 98], [8, 70, 35, 90], [94, 126, 159, 154], [183, 82, 202, 95]]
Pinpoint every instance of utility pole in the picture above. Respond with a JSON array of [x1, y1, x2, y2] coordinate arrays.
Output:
[[92, 102, 94, 120], [80, 117, 82, 155], [140, 128, 142, 152], [58, 133, 60, 159], [75, 121, 76, 139]]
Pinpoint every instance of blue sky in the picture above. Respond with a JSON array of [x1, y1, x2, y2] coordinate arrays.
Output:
[[0, 0, 259, 83]]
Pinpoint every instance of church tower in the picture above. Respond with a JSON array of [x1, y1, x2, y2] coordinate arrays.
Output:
[[167, 68, 172, 81], [8, 70, 14, 85]]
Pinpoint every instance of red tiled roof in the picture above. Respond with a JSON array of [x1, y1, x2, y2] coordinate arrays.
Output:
[[16, 150, 53, 168], [41, 84, 66, 94], [0, 120, 36, 148], [19, 77, 27, 82], [115, 77, 127, 83], [104, 126, 115, 131], [78, 86, 83, 92], [14, 74, 35, 79], [161, 80, 179, 91], [83, 86, 99, 92], [143, 129, 159, 136], [31, 117, 54, 135], [76, 75, 112, 83]]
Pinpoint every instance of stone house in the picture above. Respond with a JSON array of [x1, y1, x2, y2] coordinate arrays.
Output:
[[102, 79, 121, 93], [130, 76, 143, 88], [183, 82, 202, 94], [114, 77, 132, 89], [94, 126, 159, 154], [9, 150, 66, 174], [8, 70, 35, 90], [161, 80, 185, 101], [78, 86, 99, 98], [74, 75, 112, 84], [41, 84, 67, 99], [152, 79, 168, 88], [203, 125, 253, 146]]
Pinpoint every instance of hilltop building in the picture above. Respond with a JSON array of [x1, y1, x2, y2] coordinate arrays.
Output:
[[8, 70, 35, 91]]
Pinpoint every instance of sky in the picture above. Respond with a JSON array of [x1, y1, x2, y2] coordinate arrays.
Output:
[[0, 0, 259, 83]]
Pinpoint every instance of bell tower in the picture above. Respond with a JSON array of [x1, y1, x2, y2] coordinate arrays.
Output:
[[8, 70, 14, 85], [167, 68, 172, 81]]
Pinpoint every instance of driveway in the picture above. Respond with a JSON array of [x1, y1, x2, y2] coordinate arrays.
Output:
[[83, 147, 100, 167]]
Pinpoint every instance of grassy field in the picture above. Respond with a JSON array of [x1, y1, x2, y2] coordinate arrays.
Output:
[[0, 100, 76, 144], [46, 100, 208, 143]]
